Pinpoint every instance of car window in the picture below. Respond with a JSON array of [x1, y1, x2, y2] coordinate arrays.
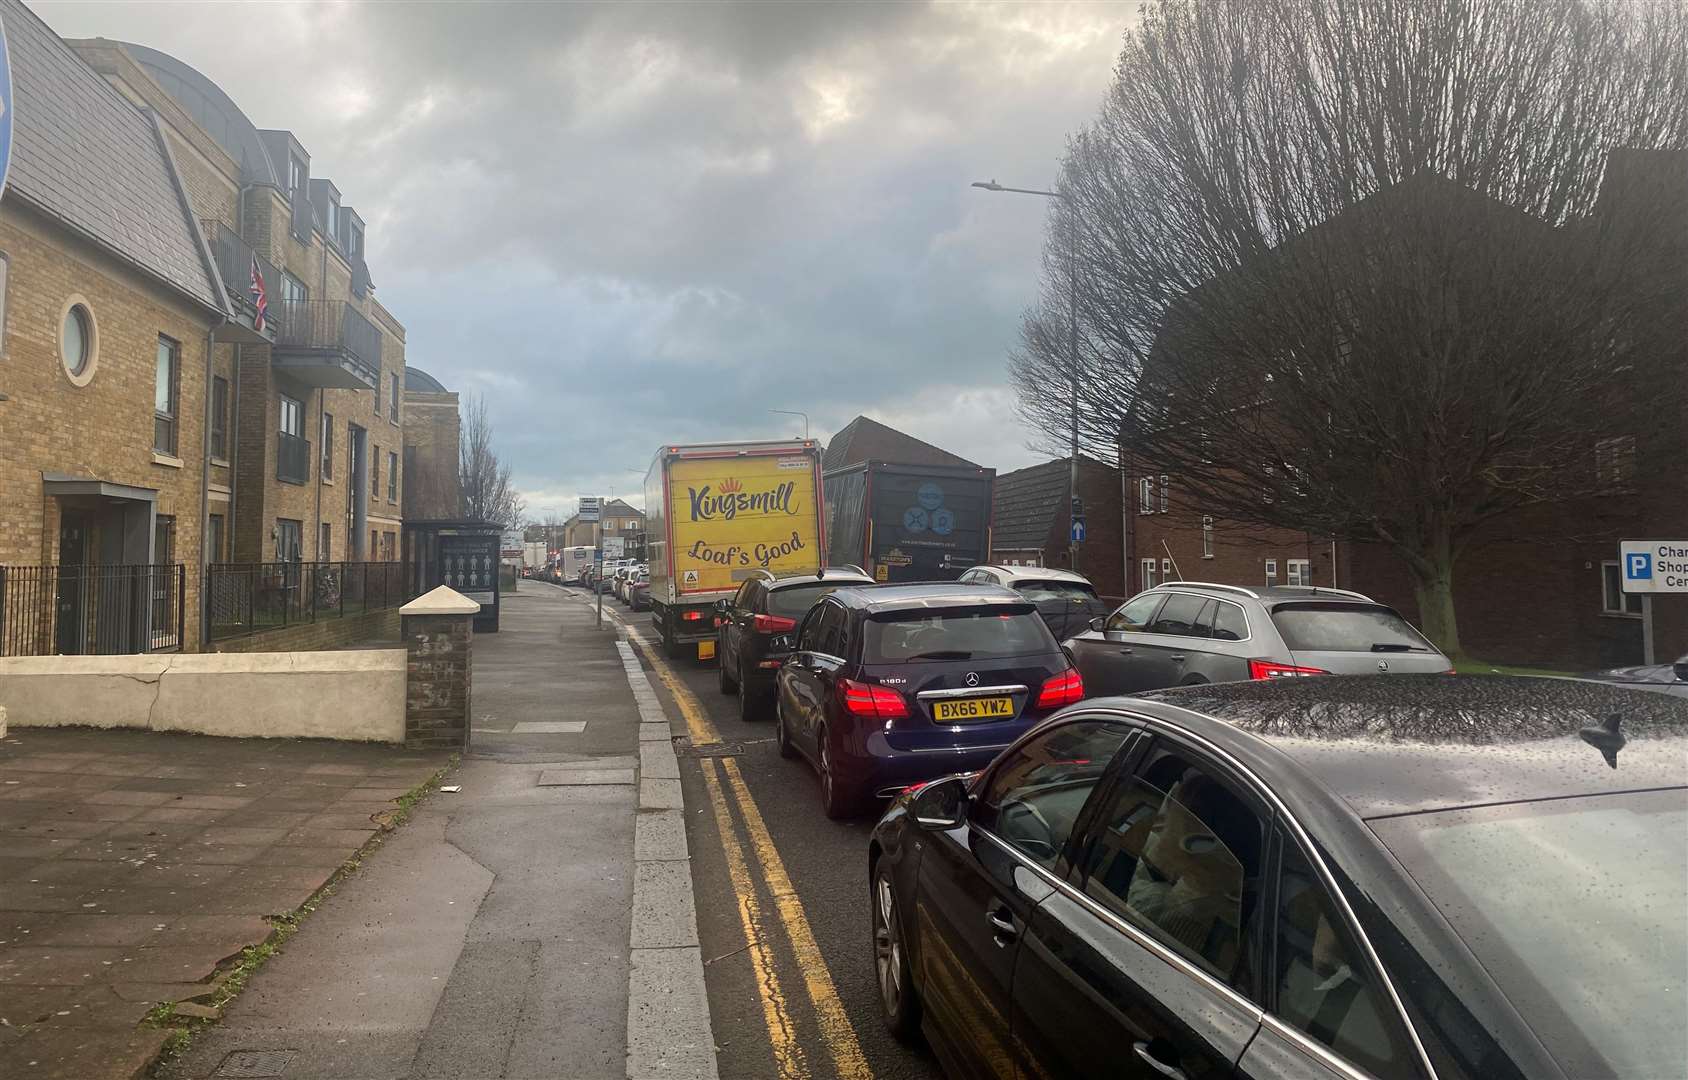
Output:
[[732, 581, 756, 610], [1078, 746, 1266, 994], [1106, 593, 1164, 633], [797, 603, 828, 653], [1275, 840, 1418, 1080], [1146, 594, 1212, 637], [811, 602, 845, 658], [863, 608, 1053, 663], [769, 582, 851, 619], [1204, 600, 1248, 641], [976, 720, 1134, 870], [1013, 579, 1100, 603], [1269, 603, 1435, 653]]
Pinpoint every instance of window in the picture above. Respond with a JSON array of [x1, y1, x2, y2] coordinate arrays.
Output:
[[1200, 600, 1248, 642], [348, 222, 365, 257], [382, 532, 396, 561], [977, 720, 1134, 869], [287, 154, 306, 197], [211, 377, 229, 460], [387, 451, 398, 501], [604, 520, 617, 533], [1601, 561, 1644, 616], [1107, 592, 1163, 633], [371, 528, 379, 557], [800, 600, 846, 658], [277, 519, 303, 563], [1265, 559, 1278, 583], [321, 412, 335, 478], [280, 271, 308, 305], [1079, 747, 1265, 991], [1161, 557, 1171, 580], [1138, 477, 1153, 515], [371, 444, 382, 497], [153, 336, 180, 455], [1272, 840, 1415, 1080], [326, 197, 339, 240], [60, 300, 96, 382], [1287, 558, 1312, 586], [863, 608, 1051, 664], [389, 374, 400, 423], [1146, 594, 1212, 637], [1594, 436, 1636, 492], [1270, 604, 1435, 653], [280, 394, 304, 437], [1140, 557, 1159, 590], [1158, 475, 1169, 513], [208, 514, 225, 563], [373, 375, 381, 418], [153, 515, 176, 565], [320, 522, 332, 561], [1202, 516, 1213, 558]]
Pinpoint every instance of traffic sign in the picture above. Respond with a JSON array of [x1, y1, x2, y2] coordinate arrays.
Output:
[[579, 496, 601, 522], [1620, 540, 1688, 593], [603, 536, 625, 558], [1071, 516, 1087, 543], [1070, 496, 1084, 518], [0, 14, 13, 204]]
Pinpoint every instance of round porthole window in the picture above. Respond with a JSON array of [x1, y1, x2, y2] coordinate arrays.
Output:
[[59, 297, 98, 386]]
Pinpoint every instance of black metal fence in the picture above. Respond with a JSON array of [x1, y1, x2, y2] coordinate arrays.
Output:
[[206, 561, 406, 642], [0, 564, 185, 657], [271, 298, 382, 379]]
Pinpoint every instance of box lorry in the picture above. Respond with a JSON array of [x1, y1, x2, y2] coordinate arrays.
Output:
[[645, 440, 826, 660], [559, 546, 593, 584], [522, 542, 547, 573], [824, 461, 995, 583]]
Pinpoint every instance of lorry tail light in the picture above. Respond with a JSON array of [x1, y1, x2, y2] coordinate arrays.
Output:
[[682, 610, 705, 622], [839, 678, 908, 721], [754, 614, 797, 633], [1248, 659, 1330, 679], [1035, 668, 1085, 710]]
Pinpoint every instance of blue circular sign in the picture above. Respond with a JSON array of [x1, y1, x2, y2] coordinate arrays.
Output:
[[916, 483, 945, 511], [931, 508, 955, 536], [902, 507, 929, 533]]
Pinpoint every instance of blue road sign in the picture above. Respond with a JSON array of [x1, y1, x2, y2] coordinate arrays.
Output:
[[1071, 517, 1087, 543], [1626, 552, 1652, 580], [0, 13, 12, 203]]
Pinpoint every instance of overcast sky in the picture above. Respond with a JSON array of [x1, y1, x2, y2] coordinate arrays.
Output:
[[35, 0, 1134, 518]]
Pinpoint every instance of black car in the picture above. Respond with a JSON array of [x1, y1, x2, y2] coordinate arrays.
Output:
[[868, 675, 1688, 1080], [715, 567, 874, 721], [775, 582, 1084, 819]]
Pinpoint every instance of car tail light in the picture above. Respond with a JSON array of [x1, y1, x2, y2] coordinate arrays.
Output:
[[839, 678, 908, 721], [682, 610, 705, 622], [1248, 659, 1330, 680], [754, 614, 797, 634], [1035, 667, 1085, 710]]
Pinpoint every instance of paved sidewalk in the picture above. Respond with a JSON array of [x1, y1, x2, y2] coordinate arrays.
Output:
[[0, 729, 448, 1079], [162, 582, 713, 1080]]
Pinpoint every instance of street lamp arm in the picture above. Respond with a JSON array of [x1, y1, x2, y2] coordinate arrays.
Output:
[[971, 179, 1066, 200]]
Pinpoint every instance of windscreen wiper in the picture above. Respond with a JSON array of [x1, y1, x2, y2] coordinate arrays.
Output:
[[908, 651, 971, 660], [1370, 643, 1426, 652]]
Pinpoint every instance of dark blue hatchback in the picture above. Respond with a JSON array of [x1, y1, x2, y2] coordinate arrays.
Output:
[[773, 582, 1084, 818]]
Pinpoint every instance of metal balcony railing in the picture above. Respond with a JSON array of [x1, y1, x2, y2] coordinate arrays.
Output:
[[277, 431, 311, 484], [272, 299, 381, 380], [202, 220, 281, 335]]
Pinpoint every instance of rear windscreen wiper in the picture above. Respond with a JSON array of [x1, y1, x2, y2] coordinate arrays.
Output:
[[908, 651, 971, 660], [1370, 643, 1425, 652]]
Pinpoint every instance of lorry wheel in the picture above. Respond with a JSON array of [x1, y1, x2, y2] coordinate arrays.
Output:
[[718, 646, 738, 695]]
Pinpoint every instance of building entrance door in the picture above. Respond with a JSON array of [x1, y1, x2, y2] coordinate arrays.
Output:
[[55, 513, 92, 654]]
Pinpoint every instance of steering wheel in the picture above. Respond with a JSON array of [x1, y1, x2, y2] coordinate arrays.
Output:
[[999, 798, 1058, 859]]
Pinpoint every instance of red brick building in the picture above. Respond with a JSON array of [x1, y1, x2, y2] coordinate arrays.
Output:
[[991, 457, 1126, 601]]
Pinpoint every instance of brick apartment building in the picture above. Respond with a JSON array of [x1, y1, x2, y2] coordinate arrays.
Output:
[[561, 499, 645, 550], [1122, 152, 1687, 669], [70, 36, 410, 569], [402, 366, 463, 520], [990, 457, 1126, 600]]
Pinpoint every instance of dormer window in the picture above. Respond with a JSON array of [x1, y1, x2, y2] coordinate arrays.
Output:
[[348, 222, 364, 257], [326, 197, 339, 241], [288, 154, 306, 197]]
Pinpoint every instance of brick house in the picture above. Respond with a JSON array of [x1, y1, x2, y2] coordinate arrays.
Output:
[[71, 37, 410, 569], [990, 457, 1126, 601], [561, 499, 645, 550], [0, 0, 227, 653], [1123, 153, 1687, 669], [402, 366, 463, 520]]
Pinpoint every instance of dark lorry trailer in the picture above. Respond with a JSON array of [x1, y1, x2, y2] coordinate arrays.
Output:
[[824, 461, 995, 584]]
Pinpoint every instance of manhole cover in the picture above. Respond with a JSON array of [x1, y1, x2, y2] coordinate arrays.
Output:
[[214, 1049, 298, 1078], [677, 740, 743, 759]]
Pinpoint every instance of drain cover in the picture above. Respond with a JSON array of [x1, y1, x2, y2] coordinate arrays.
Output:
[[677, 740, 744, 758], [214, 1049, 298, 1078]]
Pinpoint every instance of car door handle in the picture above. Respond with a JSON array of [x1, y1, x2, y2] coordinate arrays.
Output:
[[1169, 655, 1186, 662], [985, 910, 1018, 944], [1133, 1042, 1186, 1080], [1117, 647, 1133, 655]]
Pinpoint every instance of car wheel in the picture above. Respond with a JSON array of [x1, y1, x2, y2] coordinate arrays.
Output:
[[818, 727, 859, 820], [717, 641, 738, 695], [737, 661, 764, 722], [775, 696, 798, 760], [872, 862, 920, 1039]]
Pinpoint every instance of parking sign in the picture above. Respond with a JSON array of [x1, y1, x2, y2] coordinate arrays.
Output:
[[1619, 540, 1688, 594]]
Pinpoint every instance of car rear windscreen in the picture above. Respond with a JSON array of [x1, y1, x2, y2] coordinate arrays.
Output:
[[1011, 579, 1099, 603], [768, 583, 851, 619], [1269, 603, 1435, 653], [865, 608, 1053, 663]]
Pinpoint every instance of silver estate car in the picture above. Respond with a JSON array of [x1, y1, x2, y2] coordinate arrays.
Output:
[[1065, 580, 1451, 694]]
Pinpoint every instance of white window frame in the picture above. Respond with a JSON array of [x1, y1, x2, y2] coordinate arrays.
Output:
[[1141, 557, 1158, 590], [1201, 516, 1213, 558], [1287, 558, 1312, 586], [1600, 561, 1643, 616], [1265, 559, 1278, 583], [1138, 477, 1154, 516], [1158, 475, 1169, 513], [1160, 557, 1172, 579]]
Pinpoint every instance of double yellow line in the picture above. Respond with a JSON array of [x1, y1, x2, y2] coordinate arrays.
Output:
[[631, 628, 871, 1080]]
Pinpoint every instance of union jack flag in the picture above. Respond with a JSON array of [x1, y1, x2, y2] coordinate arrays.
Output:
[[249, 255, 269, 332]]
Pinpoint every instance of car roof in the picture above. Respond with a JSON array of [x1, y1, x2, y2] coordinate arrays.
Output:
[[1127, 674, 1688, 818], [976, 565, 1093, 585], [827, 582, 1028, 614], [1144, 581, 1380, 605], [767, 570, 875, 589]]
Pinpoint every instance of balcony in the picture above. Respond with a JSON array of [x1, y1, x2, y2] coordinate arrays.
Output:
[[203, 221, 279, 345], [271, 299, 381, 390], [277, 431, 311, 484]]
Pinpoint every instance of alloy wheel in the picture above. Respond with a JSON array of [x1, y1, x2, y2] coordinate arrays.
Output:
[[874, 876, 902, 1016]]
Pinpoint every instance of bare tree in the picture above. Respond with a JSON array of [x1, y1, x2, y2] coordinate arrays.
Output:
[[1012, 0, 1687, 656], [459, 393, 526, 529]]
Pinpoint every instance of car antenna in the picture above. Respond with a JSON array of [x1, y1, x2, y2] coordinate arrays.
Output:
[[1578, 713, 1625, 770]]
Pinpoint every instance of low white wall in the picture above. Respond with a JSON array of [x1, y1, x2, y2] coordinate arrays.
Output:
[[0, 650, 406, 743]]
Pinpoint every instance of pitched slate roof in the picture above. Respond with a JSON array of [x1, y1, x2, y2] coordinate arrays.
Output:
[[821, 415, 979, 473], [3, 0, 220, 310], [991, 458, 1070, 551]]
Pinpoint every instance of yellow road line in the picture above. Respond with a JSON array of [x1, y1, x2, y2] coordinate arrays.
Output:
[[721, 757, 873, 1080], [701, 757, 809, 1080], [626, 628, 721, 744]]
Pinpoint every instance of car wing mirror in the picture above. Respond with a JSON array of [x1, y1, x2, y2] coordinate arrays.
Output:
[[1088, 616, 1106, 633], [910, 774, 970, 830]]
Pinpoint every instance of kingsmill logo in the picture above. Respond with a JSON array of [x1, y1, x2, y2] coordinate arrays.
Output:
[[687, 480, 797, 521]]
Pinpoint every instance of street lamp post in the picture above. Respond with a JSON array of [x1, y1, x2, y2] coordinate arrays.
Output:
[[972, 180, 1082, 570], [769, 409, 810, 439]]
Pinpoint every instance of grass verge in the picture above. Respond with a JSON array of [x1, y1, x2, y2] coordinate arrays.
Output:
[[143, 754, 459, 1075], [1457, 660, 1577, 678]]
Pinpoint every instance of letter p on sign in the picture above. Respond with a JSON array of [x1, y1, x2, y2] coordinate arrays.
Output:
[[1626, 553, 1652, 580]]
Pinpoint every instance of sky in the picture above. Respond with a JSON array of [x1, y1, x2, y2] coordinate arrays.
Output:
[[33, 0, 1136, 518]]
